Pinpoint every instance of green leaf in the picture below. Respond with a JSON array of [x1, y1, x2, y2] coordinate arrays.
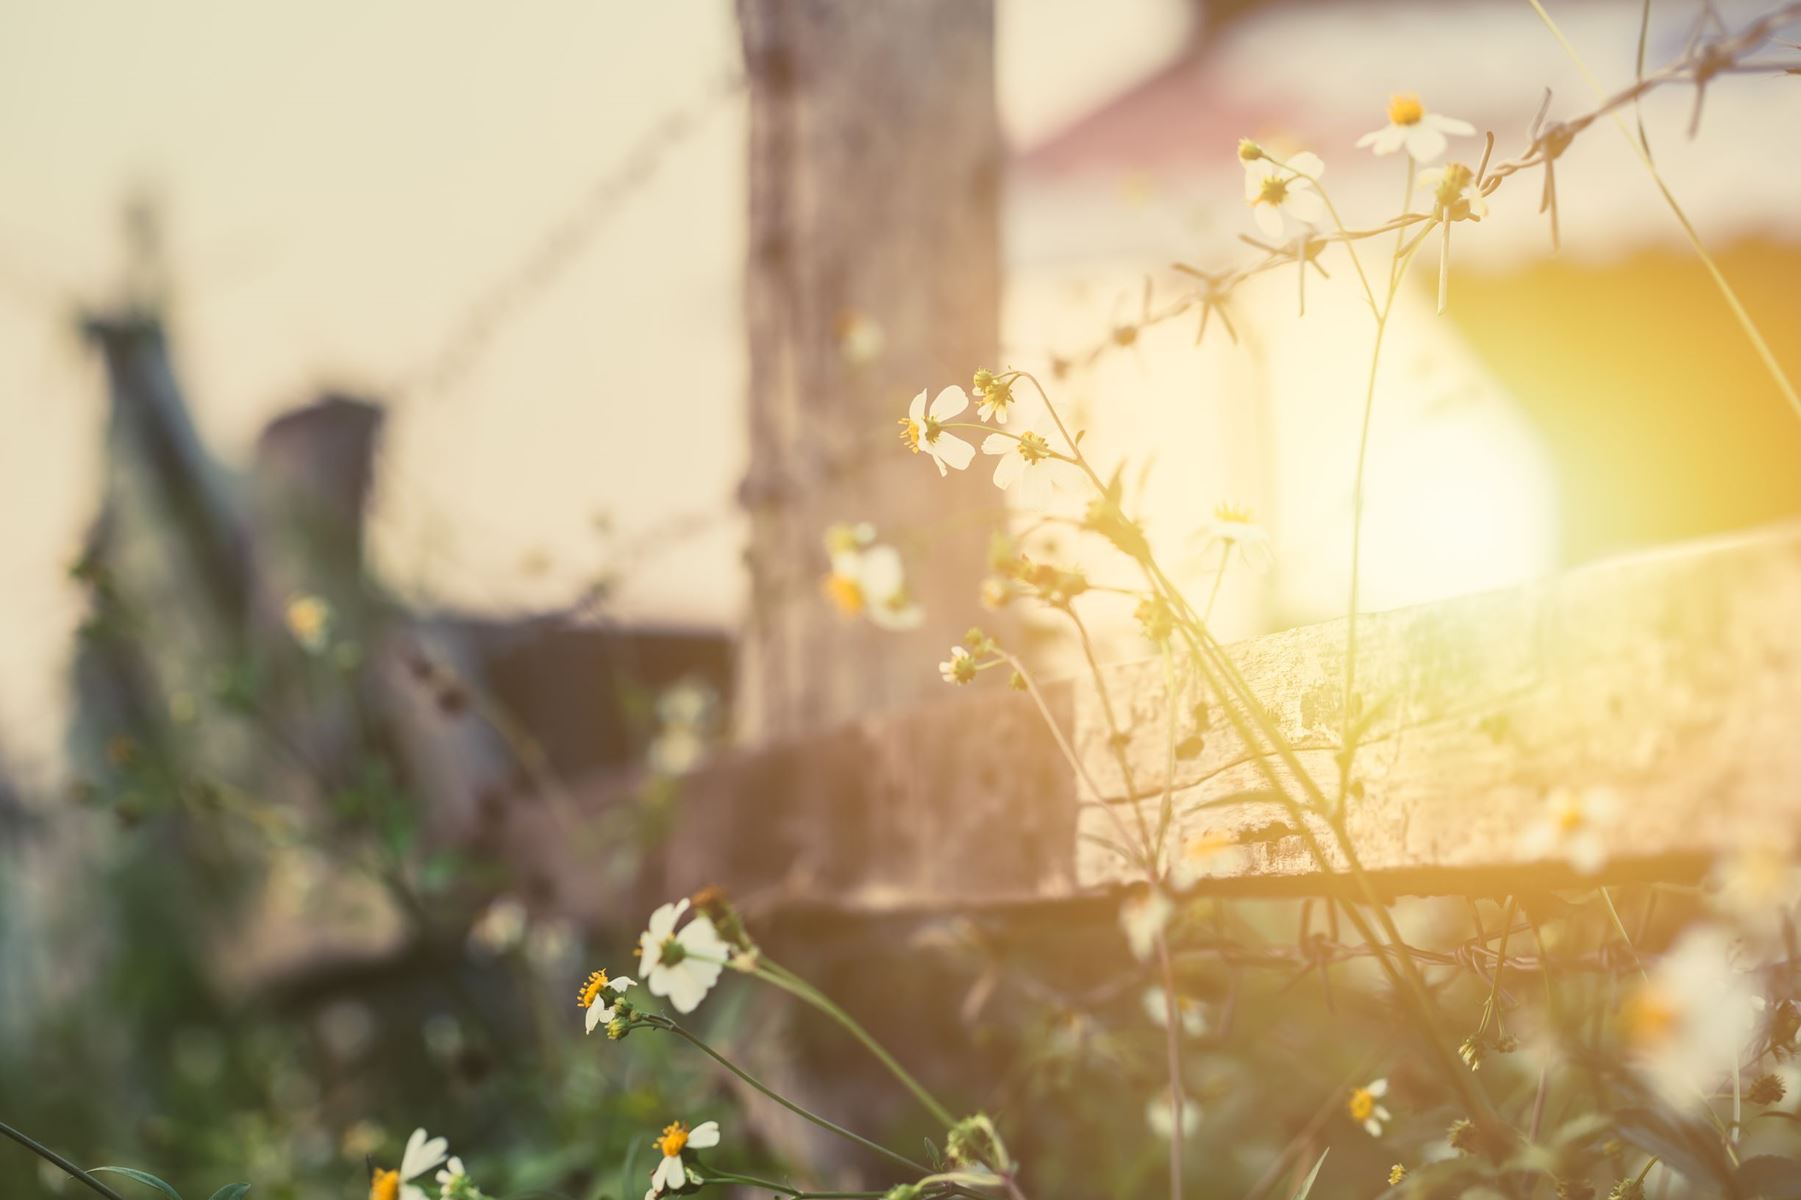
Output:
[[207, 1186, 251, 1200], [1290, 1148, 1329, 1200], [90, 1167, 184, 1200], [1612, 1107, 1733, 1189], [1737, 1155, 1801, 1200]]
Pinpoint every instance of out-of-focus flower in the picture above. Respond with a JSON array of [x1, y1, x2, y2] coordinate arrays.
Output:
[[981, 431, 1057, 509], [648, 679, 719, 775], [1242, 151, 1325, 240], [1389, 1164, 1407, 1187], [638, 899, 729, 1014], [368, 1128, 448, 1200], [1198, 503, 1274, 573], [286, 594, 332, 652], [1356, 93, 1474, 163], [1624, 925, 1759, 1105], [972, 369, 1015, 424], [468, 896, 529, 955], [578, 968, 636, 1035], [834, 310, 884, 366], [1143, 986, 1208, 1037], [1709, 844, 1801, 948], [1169, 828, 1253, 888], [822, 523, 923, 631], [1146, 1089, 1200, 1140], [648, 1120, 720, 1195], [1348, 1078, 1391, 1137], [899, 386, 976, 476], [1519, 786, 1618, 876], [1120, 886, 1172, 962], [939, 645, 977, 685], [1419, 161, 1488, 222]]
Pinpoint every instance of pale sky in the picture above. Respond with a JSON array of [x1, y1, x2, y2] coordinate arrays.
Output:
[[1, 0, 1795, 775]]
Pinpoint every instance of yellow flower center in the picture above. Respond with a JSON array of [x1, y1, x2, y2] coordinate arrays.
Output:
[[1624, 984, 1679, 1046], [897, 417, 921, 452], [1214, 502, 1254, 525], [369, 1168, 400, 1200], [1555, 798, 1586, 834], [1017, 432, 1051, 463], [1388, 93, 1425, 126], [823, 572, 866, 616], [658, 1121, 690, 1158], [577, 969, 609, 1009], [1255, 176, 1289, 207], [1348, 1087, 1376, 1122]]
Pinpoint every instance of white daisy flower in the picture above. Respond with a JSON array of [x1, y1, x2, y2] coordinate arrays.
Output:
[[370, 1127, 449, 1200], [1418, 161, 1488, 222], [649, 1120, 720, 1194], [821, 525, 923, 631], [1709, 844, 1801, 948], [1356, 93, 1475, 163], [980, 431, 1058, 509], [1198, 503, 1274, 573], [434, 1157, 467, 1198], [1242, 151, 1325, 240], [1147, 1089, 1201, 1140], [1347, 1078, 1391, 1137], [576, 967, 636, 1034], [1518, 786, 1618, 876], [898, 386, 976, 476], [638, 899, 730, 1014], [939, 645, 976, 685], [1168, 827, 1253, 889], [285, 594, 332, 653], [1625, 925, 1760, 1105], [1120, 886, 1172, 962], [1143, 986, 1208, 1037]]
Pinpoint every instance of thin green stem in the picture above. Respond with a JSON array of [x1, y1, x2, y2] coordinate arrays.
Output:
[[0, 1119, 132, 1200], [753, 961, 958, 1131], [1155, 931, 1186, 1200], [1598, 887, 1651, 985], [647, 1018, 928, 1174], [709, 1171, 887, 1199]]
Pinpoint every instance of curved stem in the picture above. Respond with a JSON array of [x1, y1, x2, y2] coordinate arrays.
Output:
[[753, 961, 958, 1130], [709, 1170, 887, 1199], [648, 1018, 928, 1174], [0, 1119, 132, 1200]]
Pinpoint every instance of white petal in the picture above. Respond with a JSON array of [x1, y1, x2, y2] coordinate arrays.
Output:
[[401, 1186, 429, 1200], [928, 385, 969, 422], [980, 432, 1013, 456], [609, 975, 636, 992], [586, 1003, 605, 1034], [857, 545, 906, 599], [1364, 1117, 1383, 1137], [1428, 113, 1476, 136], [1286, 151, 1324, 178], [1366, 1078, 1389, 1096], [909, 388, 927, 422], [677, 914, 729, 960], [934, 432, 975, 472], [1285, 190, 1325, 224], [653, 1155, 685, 1191], [1252, 204, 1283, 239], [1370, 125, 1408, 155], [1242, 159, 1274, 200], [638, 935, 661, 977], [1405, 125, 1448, 163], [400, 1130, 448, 1180], [1016, 462, 1056, 510], [993, 450, 1024, 491], [1355, 127, 1386, 149], [688, 1121, 721, 1149]]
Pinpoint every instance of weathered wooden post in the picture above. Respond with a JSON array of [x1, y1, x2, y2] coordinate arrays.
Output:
[[736, 0, 1004, 741]]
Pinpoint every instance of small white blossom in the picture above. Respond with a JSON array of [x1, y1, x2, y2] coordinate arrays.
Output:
[[1356, 93, 1475, 163], [1147, 1089, 1201, 1140], [939, 645, 976, 685], [435, 1158, 467, 1198], [1197, 503, 1273, 573], [899, 386, 976, 476], [1120, 887, 1172, 962], [1519, 786, 1618, 876], [1347, 1078, 1391, 1137], [1625, 925, 1760, 1105], [1418, 161, 1488, 222], [1242, 150, 1325, 240], [822, 524, 923, 631], [638, 899, 729, 1014], [377, 1128, 449, 1200], [649, 1120, 720, 1194], [981, 431, 1058, 509], [577, 968, 636, 1035], [1143, 986, 1208, 1037]]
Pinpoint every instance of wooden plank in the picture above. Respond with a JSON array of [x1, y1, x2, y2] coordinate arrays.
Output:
[[499, 521, 1801, 917]]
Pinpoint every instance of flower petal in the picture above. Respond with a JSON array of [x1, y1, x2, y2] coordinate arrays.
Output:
[[1252, 204, 1283, 239], [1285, 190, 1325, 224], [1428, 113, 1476, 136], [934, 433, 975, 473], [688, 1121, 721, 1149], [1286, 151, 1324, 178], [929, 385, 969, 422], [980, 432, 1012, 455], [909, 388, 928, 422], [1405, 125, 1448, 163]]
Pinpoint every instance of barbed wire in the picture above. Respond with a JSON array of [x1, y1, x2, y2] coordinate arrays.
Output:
[[1042, 1, 1801, 378]]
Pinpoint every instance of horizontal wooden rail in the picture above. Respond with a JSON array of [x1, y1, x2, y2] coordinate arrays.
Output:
[[502, 520, 1801, 919]]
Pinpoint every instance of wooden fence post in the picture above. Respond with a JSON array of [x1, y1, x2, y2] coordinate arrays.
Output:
[[736, 0, 1004, 742]]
